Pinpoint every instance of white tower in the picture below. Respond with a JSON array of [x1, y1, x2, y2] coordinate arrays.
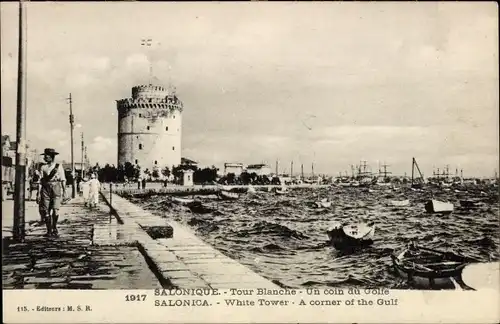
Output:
[[116, 84, 183, 171]]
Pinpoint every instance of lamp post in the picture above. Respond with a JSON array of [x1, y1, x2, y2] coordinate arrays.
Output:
[[67, 93, 76, 198]]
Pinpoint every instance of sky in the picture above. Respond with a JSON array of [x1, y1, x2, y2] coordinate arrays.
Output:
[[1, 2, 498, 177]]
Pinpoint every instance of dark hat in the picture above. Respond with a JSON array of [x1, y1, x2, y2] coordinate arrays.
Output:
[[41, 148, 59, 156]]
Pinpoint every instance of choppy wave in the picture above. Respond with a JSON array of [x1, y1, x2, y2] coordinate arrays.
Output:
[[130, 186, 499, 289]]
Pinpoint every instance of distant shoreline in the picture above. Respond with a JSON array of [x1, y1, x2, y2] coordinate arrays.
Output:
[[110, 183, 331, 197]]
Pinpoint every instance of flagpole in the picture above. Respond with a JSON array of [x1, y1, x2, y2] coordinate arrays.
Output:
[[13, 0, 28, 242]]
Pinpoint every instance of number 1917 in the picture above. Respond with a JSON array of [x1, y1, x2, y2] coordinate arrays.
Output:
[[125, 294, 147, 301]]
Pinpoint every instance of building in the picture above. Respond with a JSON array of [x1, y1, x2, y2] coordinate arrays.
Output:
[[181, 157, 198, 167], [1, 135, 16, 159], [116, 84, 183, 171], [182, 169, 194, 186], [224, 163, 244, 176], [245, 164, 272, 176]]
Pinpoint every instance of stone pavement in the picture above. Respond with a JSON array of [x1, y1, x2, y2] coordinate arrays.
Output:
[[2, 196, 162, 289]]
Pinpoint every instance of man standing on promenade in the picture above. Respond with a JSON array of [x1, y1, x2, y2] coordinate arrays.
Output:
[[36, 148, 66, 237]]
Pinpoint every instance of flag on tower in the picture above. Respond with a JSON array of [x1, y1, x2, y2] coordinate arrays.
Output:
[[141, 38, 152, 46]]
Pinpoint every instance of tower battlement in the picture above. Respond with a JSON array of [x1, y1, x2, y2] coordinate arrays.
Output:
[[132, 84, 169, 99]]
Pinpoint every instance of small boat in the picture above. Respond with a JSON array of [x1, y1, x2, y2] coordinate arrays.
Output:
[[275, 186, 288, 195], [171, 197, 194, 205], [389, 199, 410, 207], [425, 199, 454, 214], [391, 243, 476, 289], [219, 190, 239, 200], [327, 221, 375, 250], [315, 198, 332, 208]]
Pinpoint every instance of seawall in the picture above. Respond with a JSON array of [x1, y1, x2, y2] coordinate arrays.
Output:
[[101, 191, 280, 289]]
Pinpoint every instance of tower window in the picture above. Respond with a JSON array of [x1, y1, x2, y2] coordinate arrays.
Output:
[[139, 144, 143, 150], [173, 116, 176, 119], [139, 114, 142, 117], [155, 160, 158, 165], [172, 146, 175, 151], [135, 159, 138, 164], [165, 126, 169, 131], [147, 126, 150, 130]]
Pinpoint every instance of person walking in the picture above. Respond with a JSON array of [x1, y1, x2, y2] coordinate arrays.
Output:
[[28, 163, 41, 201], [81, 176, 90, 206], [37, 148, 66, 237], [87, 173, 101, 208]]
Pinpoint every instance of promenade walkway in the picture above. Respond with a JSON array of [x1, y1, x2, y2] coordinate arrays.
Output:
[[2, 197, 161, 289], [104, 193, 280, 289]]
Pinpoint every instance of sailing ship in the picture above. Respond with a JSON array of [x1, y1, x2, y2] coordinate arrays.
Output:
[[411, 157, 425, 189]]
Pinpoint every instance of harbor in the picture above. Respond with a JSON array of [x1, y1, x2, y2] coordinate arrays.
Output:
[[1, 0, 498, 303]]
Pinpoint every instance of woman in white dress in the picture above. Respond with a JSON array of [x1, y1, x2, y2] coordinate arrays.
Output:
[[87, 173, 101, 208]]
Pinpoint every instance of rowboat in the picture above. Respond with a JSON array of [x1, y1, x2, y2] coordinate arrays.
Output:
[[391, 243, 476, 290], [425, 199, 454, 214], [171, 197, 194, 205], [275, 187, 288, 195], [389, 199, 410, 207], [219, 190, 239, 200], [327, 221, 375, 250], [315, 198, 332, 208]]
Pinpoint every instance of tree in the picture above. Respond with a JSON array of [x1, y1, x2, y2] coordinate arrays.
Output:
[[240, 171, 251, 185], [161, 166, 171, 178]]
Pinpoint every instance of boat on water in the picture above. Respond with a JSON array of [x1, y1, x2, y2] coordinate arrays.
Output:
[[219, 190, 239, 200], [425, 199, 454, 214], [326, 221, 375, 250], [275, 186, 288, 195], [391, 242, 477, 290], [389, 199, 410, 207], [410, 157, 426, 189], [315, 198, 332, 208], [171, 197, 194, 205]]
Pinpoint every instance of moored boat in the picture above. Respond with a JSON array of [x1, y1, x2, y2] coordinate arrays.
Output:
[[275, 186, 288, 195], [315, 198, 332, 208], [425, 199, 454, 213], [389, 199, 410, 207], [327, 221, 375, 250], [391, 243, 476, 290], [219, 190, 239, 200], [171, 197, 194, 205]]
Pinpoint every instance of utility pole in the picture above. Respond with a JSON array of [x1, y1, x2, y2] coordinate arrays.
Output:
[[311, 163, 314, 178], [81, 132, 85, 179], [275, 160, 278, 176], [301, 164, 304, 180], [67, 93, 76, 198], [13, 0, 28, 242], [290, 161, 293, 179]]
